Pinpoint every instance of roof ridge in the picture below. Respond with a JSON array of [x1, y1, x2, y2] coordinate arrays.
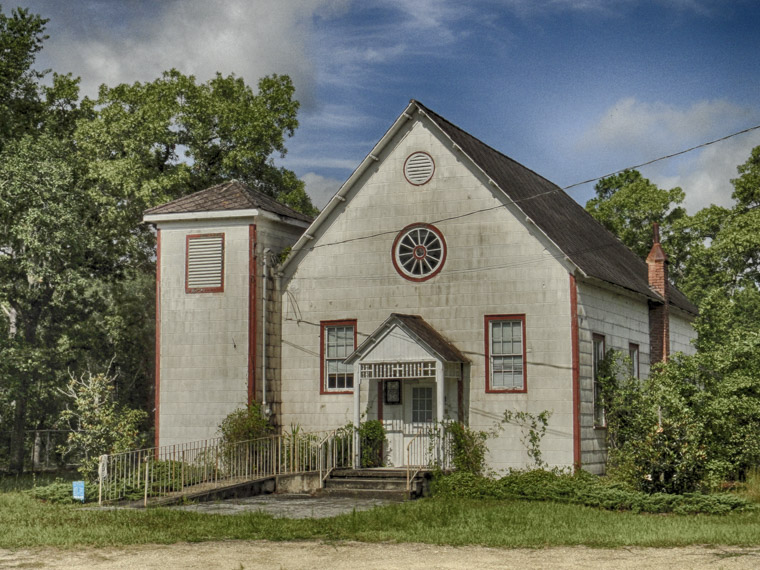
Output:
[[413, 100, 564, 194]]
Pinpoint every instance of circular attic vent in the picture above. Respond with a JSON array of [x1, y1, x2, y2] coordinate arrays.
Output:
[[392, 223, 447, 282], [404, 152, 435, 185]]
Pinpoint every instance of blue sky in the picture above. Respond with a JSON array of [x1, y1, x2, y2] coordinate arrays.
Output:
[[23, 0, 760, 211]]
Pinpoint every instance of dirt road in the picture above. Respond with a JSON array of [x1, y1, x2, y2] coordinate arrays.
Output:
[[2, 541, 760, 569]]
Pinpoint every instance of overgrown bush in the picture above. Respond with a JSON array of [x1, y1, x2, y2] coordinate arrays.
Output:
[[218, 403, 272, 444], [358, 420, 386, 468], [57, 369, 147, 480], [432, 469, 752, 515], [27, 478, 99, 504], [599, 335, 760, 493], [444, 421, 488, 475]]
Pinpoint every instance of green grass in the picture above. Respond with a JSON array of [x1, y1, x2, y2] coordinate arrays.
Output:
[[2, 490, 760, 549]]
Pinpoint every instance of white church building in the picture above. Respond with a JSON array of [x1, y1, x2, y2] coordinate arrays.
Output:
[[145, 100, 697, 473]]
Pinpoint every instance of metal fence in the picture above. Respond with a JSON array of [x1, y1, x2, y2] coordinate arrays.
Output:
[[98, 428, 355, 506], [406, 427, 452, 490]]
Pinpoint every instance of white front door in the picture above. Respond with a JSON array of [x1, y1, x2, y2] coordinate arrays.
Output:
[[382, 379, 436, 466]]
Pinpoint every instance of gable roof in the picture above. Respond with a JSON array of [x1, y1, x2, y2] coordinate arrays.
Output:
[[144, 180, 313, 223], [282, 101, 697, 315], [413, 102, 696, 315], [345, 313, 469, 365]]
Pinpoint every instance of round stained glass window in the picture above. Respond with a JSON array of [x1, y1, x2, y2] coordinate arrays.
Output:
[[392, 223, 447, 281]]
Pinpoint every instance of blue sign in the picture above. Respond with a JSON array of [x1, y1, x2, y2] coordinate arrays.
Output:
[[73, 481, 85, 502]]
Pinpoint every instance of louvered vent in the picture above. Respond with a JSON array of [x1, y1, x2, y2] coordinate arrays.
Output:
[[404, 152, 435, 185], [187, 234, 224, 292]]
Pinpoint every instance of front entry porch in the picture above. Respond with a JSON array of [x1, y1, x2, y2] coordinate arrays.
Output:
[[344, 314, 469, 469]]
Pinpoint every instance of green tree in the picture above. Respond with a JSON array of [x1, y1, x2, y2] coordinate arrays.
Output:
[[58, 368, 147, 479], [585, 170, 690, 284], [0, 7, 48, 149], [76, 70, 314, 269], [0, 132, 108, 472], [0, 6, 312, 472]]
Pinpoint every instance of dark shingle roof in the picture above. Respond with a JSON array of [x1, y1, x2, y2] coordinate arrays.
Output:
[[144, 180, 313, 223], [390, 314, 469, 363], [414, 101, 697, 315], [346, 313, 468, 364]]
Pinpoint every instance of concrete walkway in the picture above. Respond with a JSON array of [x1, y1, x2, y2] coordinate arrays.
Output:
[[170, 493, 403, 518]]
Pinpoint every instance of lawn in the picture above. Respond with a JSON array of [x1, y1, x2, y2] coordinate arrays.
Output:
[[1, 480, 760, 549]]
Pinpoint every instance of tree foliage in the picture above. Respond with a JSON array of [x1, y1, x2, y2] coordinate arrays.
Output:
[[0, 7, 48, 149], [58, 368, 147, 479], [586, 170, 688, 277], [0, 5, 312, 473]]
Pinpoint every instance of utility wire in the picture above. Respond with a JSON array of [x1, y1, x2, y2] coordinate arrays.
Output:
[[562, 123, 760, 190], [296, 122, 760, 255]]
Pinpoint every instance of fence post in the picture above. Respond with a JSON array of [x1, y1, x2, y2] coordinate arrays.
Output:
[[144, 458, 149, 508], [98, 454, 107, 506]]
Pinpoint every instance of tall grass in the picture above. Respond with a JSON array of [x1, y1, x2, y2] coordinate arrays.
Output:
[[2, 491, 760, 549]]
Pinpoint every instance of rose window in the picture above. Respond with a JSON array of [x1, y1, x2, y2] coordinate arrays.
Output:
[[392, 224, 446, 281]]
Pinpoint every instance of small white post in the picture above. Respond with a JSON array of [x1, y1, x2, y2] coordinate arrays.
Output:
[[353, 362, 362, 469], [436, 361, 445, 465]]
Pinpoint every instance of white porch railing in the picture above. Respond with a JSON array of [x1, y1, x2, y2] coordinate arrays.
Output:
[[98, 429, 354, 506], [406, 427, 452, 491]]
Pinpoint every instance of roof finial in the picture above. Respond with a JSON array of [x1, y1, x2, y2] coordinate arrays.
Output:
[[652, 222, 661, 245]]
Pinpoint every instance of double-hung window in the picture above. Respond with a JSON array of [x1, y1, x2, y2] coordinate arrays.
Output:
[[321, 320, 356, 393], [485, 315, 526, 392], [593, 334, 606, 427]]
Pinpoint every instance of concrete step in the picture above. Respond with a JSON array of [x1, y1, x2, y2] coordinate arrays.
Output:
[[318, 487, 410, 501], [325, 477, 408, 491], [330, 468, 411, 479]]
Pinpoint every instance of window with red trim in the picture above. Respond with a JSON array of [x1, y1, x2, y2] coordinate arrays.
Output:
[[186, 233, 224, 293], [485, 315, 526, 392], [321, 320, 356, 393]]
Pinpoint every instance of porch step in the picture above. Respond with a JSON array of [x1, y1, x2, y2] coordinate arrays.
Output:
[[330, 468, 410, 479], [318, 487, 410, 501], [325, 477, 408, 491], [322, 468, 432, 499]]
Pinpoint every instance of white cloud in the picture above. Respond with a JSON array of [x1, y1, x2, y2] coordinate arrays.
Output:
[[30, 0, 349, 104], [302, 172, 344, 209], [578, 97, 760, 212], [649, 131, 760, 213], [579, 97, 754, 156]]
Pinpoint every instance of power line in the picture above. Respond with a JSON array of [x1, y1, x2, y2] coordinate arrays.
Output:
[[296, 122, 760, 256], [562, 123, 760, 190]]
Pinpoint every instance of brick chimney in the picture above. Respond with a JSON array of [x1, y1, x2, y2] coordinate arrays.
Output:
[[646, 223, 669, 364]]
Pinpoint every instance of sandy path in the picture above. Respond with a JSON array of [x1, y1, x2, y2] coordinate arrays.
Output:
[[2, 541, 760, 569]]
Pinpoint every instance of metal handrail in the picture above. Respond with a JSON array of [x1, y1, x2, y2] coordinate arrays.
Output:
[[98, 430, 336, 506]]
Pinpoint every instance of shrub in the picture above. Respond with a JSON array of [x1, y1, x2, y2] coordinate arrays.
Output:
[[358, 420, 385, 468], [432, 469, 752, 515], [27, 478, 99, 504], [218, 403, 272, 444], [57, 369, 147, 480], [444, 421, 488, 475]]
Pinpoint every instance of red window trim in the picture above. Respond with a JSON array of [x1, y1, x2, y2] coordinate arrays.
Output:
[[484, 314, 527, 394], [320, 319, 357, 395], [185, 233, 225, 294], [154, 229, 161, 449], [391, 222, 447, 283], [592, 333, 607, 429]]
